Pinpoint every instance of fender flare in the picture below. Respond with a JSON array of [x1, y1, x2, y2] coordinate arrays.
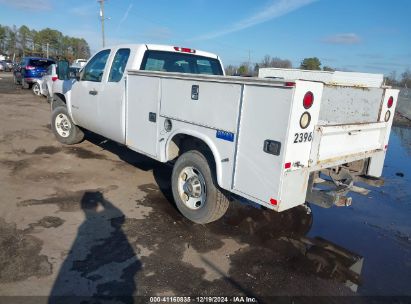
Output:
[[165, 129, 224, 187]]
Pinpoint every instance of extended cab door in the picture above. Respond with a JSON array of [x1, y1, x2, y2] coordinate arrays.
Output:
[[97, 48, 131, 143], [71, 49, 111, 131]]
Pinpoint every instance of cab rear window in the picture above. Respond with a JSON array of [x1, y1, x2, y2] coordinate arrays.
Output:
[[140, 50, 223, 76]]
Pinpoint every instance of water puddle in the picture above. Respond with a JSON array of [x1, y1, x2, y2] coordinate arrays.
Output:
[[308, 126, 411, 295]]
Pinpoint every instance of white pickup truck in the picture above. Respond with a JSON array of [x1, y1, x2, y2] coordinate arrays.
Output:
[[50, 44, 399, 224]]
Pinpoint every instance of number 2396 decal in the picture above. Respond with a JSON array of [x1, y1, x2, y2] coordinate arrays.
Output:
[[294, 132, 313, 143]]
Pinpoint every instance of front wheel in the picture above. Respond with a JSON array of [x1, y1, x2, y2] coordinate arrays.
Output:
[[171, 150, 230, 224], [32, 83, 41, 96], [51, 106, 84, 145]]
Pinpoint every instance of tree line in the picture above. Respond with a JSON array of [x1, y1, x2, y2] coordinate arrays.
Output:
[[385, 69, 411, 88], [0, 24, 91, 62], [225, 56, 334, 76]]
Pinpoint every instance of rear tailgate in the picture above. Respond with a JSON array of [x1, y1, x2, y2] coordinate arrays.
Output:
[[309, 122, 386, 166]]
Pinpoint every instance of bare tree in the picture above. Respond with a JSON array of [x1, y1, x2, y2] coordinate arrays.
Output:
[[401, 69, 411, 87], [260, 55, 292, 69]]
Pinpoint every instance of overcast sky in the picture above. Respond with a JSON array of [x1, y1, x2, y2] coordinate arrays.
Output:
[[0, 0, 410, 74]]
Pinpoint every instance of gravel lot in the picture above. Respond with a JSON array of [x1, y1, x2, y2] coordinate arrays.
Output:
[[0, 72, 410, 301]]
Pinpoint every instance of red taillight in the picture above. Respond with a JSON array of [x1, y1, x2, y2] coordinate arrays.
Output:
[[285, 82, 296, 87], [270, 198, 278, 206], [303, 91, 314, 109], [174, 46, 196, 53], [387, 96, 394, 108], [25, 65, 35, 70], [52, 76, 58, 82], [284, 162, 292, 169]]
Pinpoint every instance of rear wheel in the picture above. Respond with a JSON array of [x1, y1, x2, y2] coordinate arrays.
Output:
[[32, 83, 41, 96], [171, 150, 230, 224], [51, 106, 84, 145]]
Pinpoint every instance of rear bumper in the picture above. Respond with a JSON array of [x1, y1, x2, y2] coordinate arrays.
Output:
[[24, 77, 38, 84]]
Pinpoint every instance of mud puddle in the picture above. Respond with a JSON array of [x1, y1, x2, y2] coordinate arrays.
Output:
[[308, 126, 411, 295]]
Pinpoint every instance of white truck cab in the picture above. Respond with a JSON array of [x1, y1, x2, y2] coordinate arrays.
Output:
[[50, 44, 399, 224]]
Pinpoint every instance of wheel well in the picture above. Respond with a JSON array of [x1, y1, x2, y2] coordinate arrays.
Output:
[[168, 134, 215, 163], [52, 93, 66, 110]]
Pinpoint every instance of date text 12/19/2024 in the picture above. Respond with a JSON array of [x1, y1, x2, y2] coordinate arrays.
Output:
[[149, 296, 258, 303]]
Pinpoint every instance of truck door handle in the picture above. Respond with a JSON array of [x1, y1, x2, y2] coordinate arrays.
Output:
[[89, 90, 98, 96], [191, 85, 199, 100]]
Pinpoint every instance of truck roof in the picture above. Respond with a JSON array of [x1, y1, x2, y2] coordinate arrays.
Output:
[[104, 43, 220, 60]]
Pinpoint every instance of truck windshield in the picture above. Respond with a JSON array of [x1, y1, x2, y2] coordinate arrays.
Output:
[[141, 50, 223, 76]]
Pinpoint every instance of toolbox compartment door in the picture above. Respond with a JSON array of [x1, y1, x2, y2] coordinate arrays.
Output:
[[233, 86, 293, 205]]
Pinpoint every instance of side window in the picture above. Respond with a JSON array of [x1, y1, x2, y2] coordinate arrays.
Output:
[[82, 49, 110, 82], [47, 65, 53, 75], [108, 48, 130, 82]]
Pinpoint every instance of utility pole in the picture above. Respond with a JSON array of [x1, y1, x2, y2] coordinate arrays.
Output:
[[98, 0, 106, 48], [248, 50, 252, 74], [46, 43, 49, 58]]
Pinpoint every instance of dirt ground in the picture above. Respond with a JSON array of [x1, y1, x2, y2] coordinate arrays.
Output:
[[0, 72, 409, 302]]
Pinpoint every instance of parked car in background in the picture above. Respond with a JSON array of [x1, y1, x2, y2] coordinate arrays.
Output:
[[2, 60, 14, 72], [50, 64, 81, 102], [71, 59, 87, 68], [31, 77, 47, 97], [39, 63, 58, 98], [14, 57, 55, 88], [0, 61, 4, 72]]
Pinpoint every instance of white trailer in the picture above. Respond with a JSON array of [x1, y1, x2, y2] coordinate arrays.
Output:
[[50, 45, 399, 223]]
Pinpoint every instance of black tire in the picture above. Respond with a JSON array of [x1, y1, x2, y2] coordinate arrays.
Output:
[[51, 106, 84, 145], [32, 83, 41, 96], [171, 150, 230, 224]]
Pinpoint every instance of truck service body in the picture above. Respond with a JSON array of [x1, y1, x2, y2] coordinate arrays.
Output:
[[51, 44, 399, 223]]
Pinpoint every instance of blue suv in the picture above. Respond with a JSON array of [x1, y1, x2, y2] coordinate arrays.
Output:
[[14, 57, 55, 88]]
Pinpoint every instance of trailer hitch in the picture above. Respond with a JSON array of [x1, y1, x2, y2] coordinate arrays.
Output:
[[305, 170, 354, 208]]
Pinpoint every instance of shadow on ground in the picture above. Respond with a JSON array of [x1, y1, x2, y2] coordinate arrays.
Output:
[[48, 191, 141, 304]]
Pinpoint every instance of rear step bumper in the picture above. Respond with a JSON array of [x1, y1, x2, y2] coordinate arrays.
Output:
[[305, 170, 384, 208]]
